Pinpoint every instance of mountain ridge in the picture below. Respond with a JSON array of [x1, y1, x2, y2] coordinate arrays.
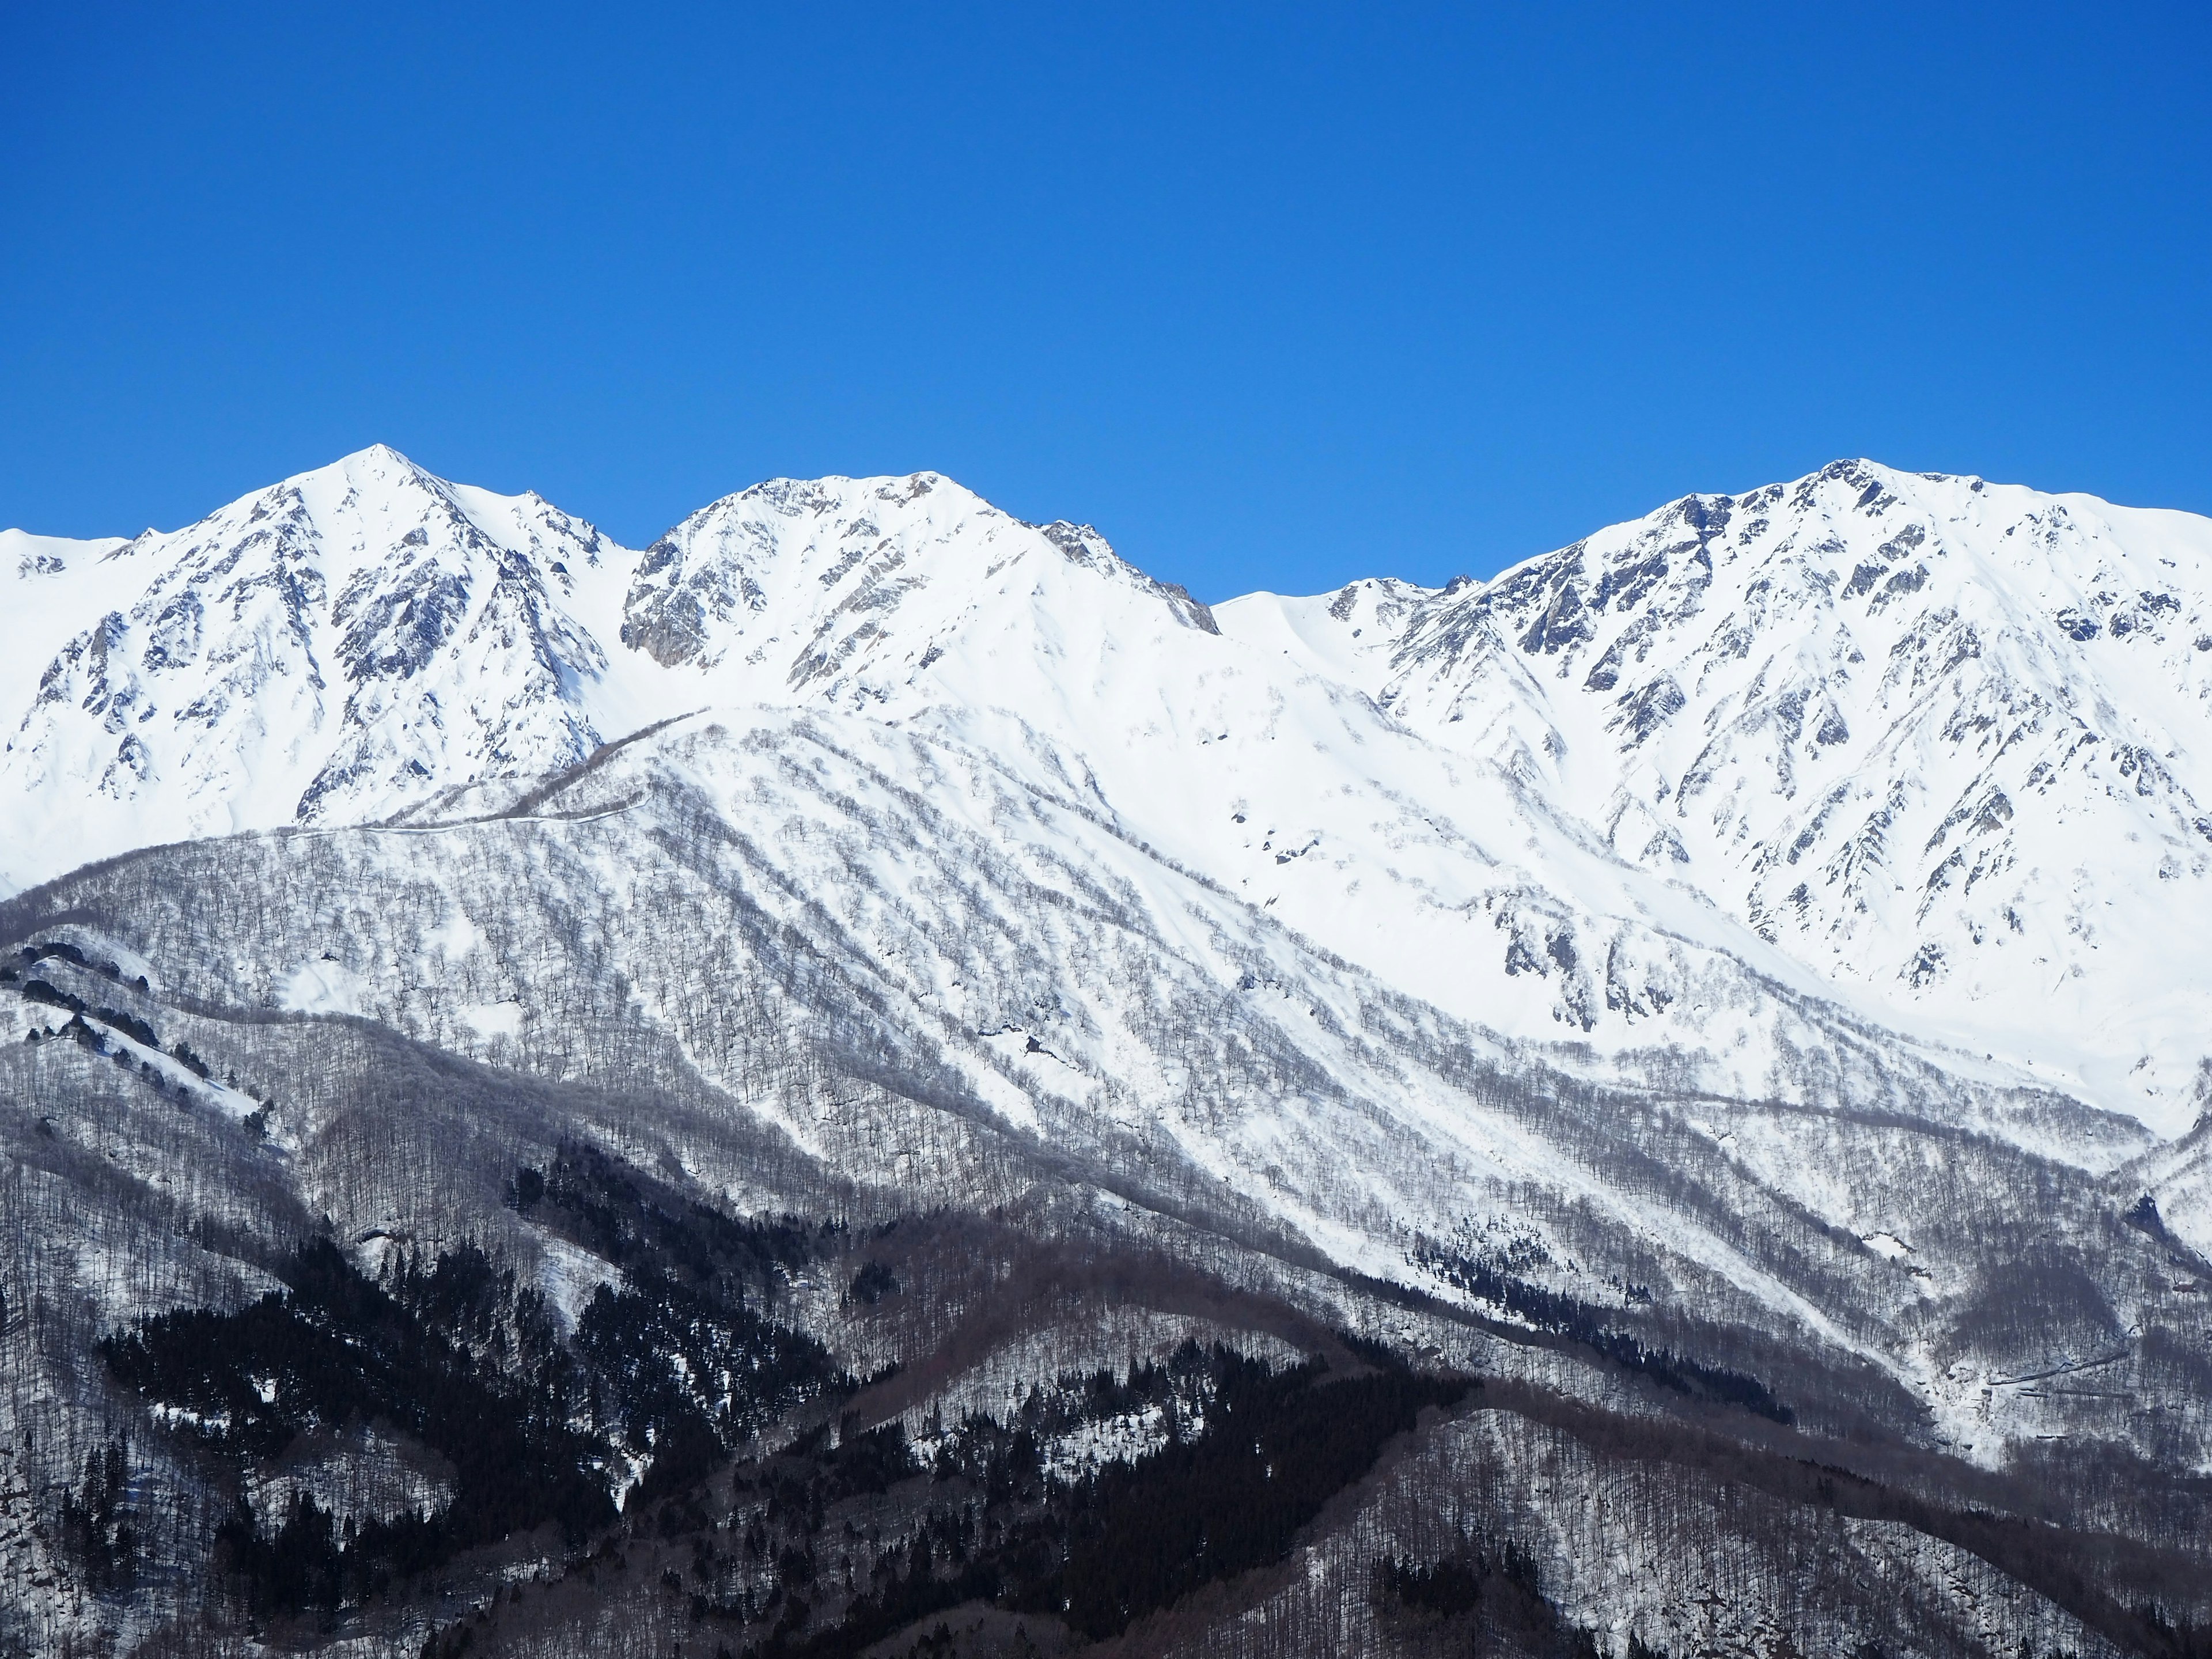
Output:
[[7, 447, 2212, 1145], [8, 449, 2212, 1656]]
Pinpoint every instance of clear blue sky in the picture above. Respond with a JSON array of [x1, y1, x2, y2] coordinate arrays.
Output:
[[4, 3, 2206, 599]]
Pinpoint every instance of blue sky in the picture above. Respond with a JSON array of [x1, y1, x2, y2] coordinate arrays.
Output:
[[3, 2, 2206, 599]]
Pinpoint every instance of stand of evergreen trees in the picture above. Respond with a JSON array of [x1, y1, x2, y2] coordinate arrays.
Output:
[[58, 1434, 138, 1594], [719, 1344, 1469, 1657], [1410, 1234, 1793, 1422], [100, 1149, 852, 1622], [1372, 1539, 1608, 1658], [103, 1239, 614, 1615]]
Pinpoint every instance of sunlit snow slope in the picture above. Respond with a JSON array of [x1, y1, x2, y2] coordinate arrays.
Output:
[[0, 448, 619, 885], [1224, 461, 2212, 1134], [7, 450, 2211, 1141]]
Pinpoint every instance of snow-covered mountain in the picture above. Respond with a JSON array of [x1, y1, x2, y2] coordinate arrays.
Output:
[[0, 452, 1218, 878], [0, 448, 620, 887], [9, 449, 2212, 1143], [1229, 461, 2212, 1136], [9, 448, 2212, 1656], [12, 439, 2212, 1422]]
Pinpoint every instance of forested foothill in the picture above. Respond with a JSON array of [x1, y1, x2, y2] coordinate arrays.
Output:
[[84, 1145, 1471, 1654], [3, 842, 2211, 1659], [36, 1133, 2211, 1659]]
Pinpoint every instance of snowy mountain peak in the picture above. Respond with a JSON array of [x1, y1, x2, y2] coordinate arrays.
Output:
[[9, 450, 2212, 1137], [617, 470, 1218, 704], [0, 460, 1226, 895], [0, 450, 616, 889], [1223, 459, 2212, 1130]]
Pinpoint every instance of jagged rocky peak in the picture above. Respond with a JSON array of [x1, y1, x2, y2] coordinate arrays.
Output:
[[617, 472, 944, 668], [1352, 457, 2212, 800], [1031, 516, 1221, 634], [1403, 457, 2209, 688], [1314, 460, 2212, 1127], [0, 455, 1231, 893], [0, 446, 618, 891], [618, 468, 1216, 678]]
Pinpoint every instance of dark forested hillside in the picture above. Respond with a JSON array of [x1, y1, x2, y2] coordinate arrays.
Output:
[[6, 1055, 2209, 1659]]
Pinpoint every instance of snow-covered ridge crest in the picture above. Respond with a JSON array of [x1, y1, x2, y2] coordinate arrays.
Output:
[[0, 451, 1224, 894], [0, 445, 625, 891], [8, 447, 2212, 1142], [619, 469, 1217, 693], [1222, 459, 2212, 1132]]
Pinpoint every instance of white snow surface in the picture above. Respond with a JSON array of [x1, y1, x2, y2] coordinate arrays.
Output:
[[1224, 463, 2212, 1137], [7, 449, 2212, 1139]]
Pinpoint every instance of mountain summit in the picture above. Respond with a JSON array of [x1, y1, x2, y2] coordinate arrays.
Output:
[[1, 446, 615, 876], [9, 452, 2212, 1146], [1228, 460, 2212, 1134], [8, 451, 2212, 1655], [0, 453, 1219, 888]]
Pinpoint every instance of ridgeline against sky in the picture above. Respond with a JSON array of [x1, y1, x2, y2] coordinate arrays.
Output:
[[4, 1, 2207, 599]]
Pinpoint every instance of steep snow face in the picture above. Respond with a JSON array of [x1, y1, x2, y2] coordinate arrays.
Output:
[[7, 450, 2212, 1137], [618, 471, 1219, 702], [35, 703, 2168, 1433], [1224, 462, 2212, 1134], [0, 448, 618, 890], [2, 529, 134, 717], [611, 476, 2055, 1146]]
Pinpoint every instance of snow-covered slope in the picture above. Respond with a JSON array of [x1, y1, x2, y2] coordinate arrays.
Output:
[[15, 446, 2212, 1659], [618, 471, 1220, 695], [0, 448, 619, 889], [13, 449, 2212, 1640], [1224, 461, 2212, 1135], [0, 456, 1219, 889], [6, 449, 2211, 1147]]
